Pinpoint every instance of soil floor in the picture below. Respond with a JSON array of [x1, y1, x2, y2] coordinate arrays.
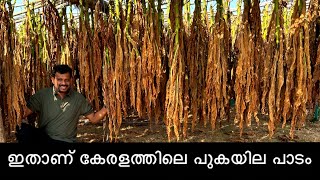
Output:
[[6, 107, 320, 143], [76, 107, 320, 143]]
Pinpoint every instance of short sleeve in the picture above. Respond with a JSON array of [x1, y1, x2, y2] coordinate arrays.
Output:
[[27, 92, 42, 112], [80, 98, 94, 116]]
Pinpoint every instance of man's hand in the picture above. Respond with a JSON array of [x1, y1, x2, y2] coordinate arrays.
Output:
[[22, 106, 33, 120]]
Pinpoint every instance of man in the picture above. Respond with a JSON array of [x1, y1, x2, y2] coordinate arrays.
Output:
[[19, 64, 108, 143]]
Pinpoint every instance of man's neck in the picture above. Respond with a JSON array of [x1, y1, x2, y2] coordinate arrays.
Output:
[[53, 86, 72, 99], [58, 92, 67, 99]]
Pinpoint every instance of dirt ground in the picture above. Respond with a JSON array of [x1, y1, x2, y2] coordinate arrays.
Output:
[[76, 107, 320, 143], [6, 106, 320, 143]]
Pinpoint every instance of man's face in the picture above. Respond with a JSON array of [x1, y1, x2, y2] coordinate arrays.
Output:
[[51, 72, 72, 93]]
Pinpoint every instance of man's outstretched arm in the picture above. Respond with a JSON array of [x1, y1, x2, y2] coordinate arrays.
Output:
[[85, 107, 108, 124]]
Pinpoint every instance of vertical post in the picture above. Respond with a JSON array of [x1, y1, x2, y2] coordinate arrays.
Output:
[[0, 108, 5, 142]]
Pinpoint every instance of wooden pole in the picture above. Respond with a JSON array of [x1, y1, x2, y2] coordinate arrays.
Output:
[[0, 108, 5, 143]]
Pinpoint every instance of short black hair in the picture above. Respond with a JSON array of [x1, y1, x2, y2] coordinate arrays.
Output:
[[51, 64, 72, 77]]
